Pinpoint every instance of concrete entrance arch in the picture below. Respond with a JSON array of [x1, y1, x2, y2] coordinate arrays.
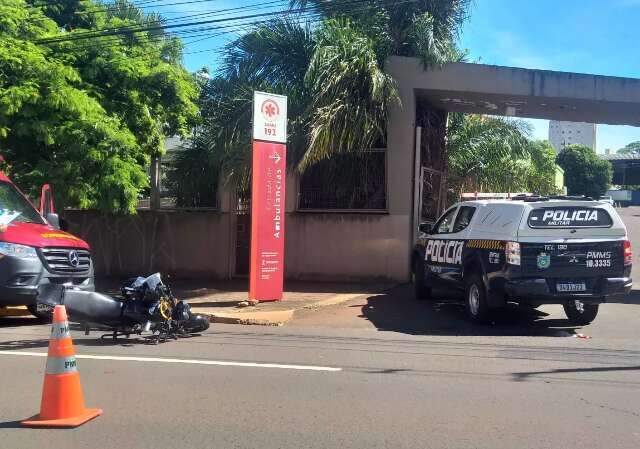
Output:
[[384, 56, 640, 281]]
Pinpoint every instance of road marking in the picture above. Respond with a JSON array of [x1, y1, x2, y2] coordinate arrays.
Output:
[[0, 350, 342, 372]]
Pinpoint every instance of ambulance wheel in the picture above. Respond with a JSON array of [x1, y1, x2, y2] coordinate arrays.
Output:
[[563, 302, 599, 325], [27, 305, 53, 323], [464, 274, 490, 323], [413, 259, 431, 300]]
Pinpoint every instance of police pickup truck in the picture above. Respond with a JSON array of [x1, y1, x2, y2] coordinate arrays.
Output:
[[412, 197, 632, 324]]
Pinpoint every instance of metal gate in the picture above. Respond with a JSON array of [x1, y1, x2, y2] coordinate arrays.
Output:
[[419, 167, 446, 225], [234, 190, 251, 276]]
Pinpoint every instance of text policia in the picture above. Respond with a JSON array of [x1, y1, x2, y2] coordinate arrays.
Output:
[[425, 240, 464, 265], [543, 209, 598, 224]]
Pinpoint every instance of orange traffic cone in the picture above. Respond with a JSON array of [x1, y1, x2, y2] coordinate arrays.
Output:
[[22, 305, 102, 427]]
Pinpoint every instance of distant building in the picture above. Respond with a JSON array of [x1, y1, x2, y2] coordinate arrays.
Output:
[[548, 121, 597, 153]]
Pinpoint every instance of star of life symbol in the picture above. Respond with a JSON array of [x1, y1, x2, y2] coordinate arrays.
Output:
[[261, 100, 279, 121]]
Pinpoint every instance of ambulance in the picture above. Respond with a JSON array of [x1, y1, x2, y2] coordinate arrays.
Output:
[[0, 172, 94, 319]]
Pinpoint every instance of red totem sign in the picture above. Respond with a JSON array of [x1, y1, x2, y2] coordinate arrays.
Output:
[[249, 92, 287, 302]]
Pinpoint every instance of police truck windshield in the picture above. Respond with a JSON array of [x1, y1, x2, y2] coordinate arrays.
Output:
[[528, 206, 613, 228], [0, 181, 45, 225]]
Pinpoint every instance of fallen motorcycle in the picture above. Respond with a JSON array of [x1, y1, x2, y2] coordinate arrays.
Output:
[[36, 273, 210, 344]]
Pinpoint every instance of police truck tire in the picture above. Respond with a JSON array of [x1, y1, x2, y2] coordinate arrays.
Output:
[[563, 302, 599, 325], [464, 274, 490, 323], [27, 304, 53, 322], [413, 259, 431, 300]]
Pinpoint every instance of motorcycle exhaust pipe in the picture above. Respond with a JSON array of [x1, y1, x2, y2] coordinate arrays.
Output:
[[37, 284, 125, 327]]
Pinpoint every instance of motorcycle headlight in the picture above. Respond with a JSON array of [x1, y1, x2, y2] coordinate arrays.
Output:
[[0, 242, 38, 260]]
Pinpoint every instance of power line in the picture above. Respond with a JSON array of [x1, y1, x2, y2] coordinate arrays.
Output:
[[62, 11, 322, 54], [57, 3, 315, 48], [35, 0, 385, 44], [34, 0, 419, 66], [29, 0, 286, 35], [36, 6, 307, 43], [25, 0, 215, 11]]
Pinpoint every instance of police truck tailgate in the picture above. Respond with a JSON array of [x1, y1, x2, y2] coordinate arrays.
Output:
[[520, 240, 625, 278], [516, 202, 628, 293]]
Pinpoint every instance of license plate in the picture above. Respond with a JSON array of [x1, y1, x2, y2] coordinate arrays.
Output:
[[36, 303, 53, 313], [557, 282, 586, 292]]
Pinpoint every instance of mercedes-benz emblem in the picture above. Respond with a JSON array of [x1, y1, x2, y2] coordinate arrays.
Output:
[[68, 250, 80, 267]]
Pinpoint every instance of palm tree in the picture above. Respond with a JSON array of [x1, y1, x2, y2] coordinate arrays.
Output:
[[171, 1, 472, 202], [447, 114, 532, 194], [301, 18, 397, 169], [290, 0, 471, 64]]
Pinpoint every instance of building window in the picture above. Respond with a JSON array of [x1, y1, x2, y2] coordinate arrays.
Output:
[[298, 150, 387, 210]]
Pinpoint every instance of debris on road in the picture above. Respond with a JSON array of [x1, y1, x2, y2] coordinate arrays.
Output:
[[573, 333, 592, 339]]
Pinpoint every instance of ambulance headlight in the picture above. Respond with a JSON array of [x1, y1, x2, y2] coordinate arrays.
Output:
[[0, 242, 38, 260]]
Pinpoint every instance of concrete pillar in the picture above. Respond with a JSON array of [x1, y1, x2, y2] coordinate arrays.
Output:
[[385, 58, 450, 280], [385, 66, 417, 281]]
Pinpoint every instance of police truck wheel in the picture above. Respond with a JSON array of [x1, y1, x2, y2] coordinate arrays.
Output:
[[27, 304, 53, 322], [413, 259, 431, 300], [563, 302, 599, 325], [464, 274, 490, 323]]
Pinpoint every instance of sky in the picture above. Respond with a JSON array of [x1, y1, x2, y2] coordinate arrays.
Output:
[[150, 0, 640, 153]]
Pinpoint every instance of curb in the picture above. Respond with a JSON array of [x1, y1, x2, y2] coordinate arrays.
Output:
[[192, 285, 396, 327], [301, 292, 371, 310], [208, 316, 284, 326], [195, 309, 295, 326]]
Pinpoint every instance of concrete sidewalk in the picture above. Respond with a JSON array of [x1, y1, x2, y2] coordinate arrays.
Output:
[[96, 279, 395, 326]]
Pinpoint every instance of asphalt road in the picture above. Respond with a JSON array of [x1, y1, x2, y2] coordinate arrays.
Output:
[[1, 208, 640, 449]]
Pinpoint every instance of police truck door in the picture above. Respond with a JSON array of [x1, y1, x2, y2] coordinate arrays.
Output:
[[424, 206, 465, 290]]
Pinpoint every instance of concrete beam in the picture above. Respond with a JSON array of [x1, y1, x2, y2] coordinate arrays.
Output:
[[387, 57, 640, 126]]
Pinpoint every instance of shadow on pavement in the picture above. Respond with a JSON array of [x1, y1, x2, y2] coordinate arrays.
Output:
[[512, 365, 640, 382], [0, 325, 202, 350], [606, 288, 640, 304], [0, 317, 39, 328], [360, 284, 583, 337], [0, 421, 23, 429]]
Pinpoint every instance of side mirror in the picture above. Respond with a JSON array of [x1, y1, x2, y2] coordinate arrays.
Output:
[[419, 223, 433, 235], [45, 212, 60, 230]]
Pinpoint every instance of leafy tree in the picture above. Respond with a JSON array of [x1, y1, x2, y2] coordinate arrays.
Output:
[[0, 0, 198, 213], [525, 140, 559, 195], [556, 144, 612, 198], [617, 141, 640, 155], [164, 138, 219, 208], [0, 0, 141, 212]]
